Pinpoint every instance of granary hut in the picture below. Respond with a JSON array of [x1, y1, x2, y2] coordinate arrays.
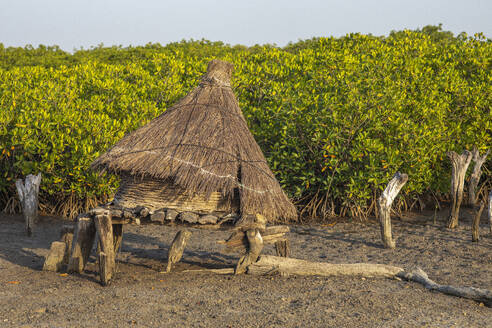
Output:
[[91, 59, 297, 225]]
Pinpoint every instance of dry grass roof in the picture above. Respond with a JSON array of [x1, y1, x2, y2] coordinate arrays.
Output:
[[92, 59, 297, 222]]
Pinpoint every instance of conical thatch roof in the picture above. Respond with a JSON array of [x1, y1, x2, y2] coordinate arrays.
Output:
[[92, 59, 297, 222]]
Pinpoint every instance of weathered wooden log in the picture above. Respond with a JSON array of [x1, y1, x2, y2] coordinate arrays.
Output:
[[166, 229, 192, 272], [60, 224, 74, 266], [472, 201, 485, 242], [94, 210, 114, 285], [113, 224, 123, 253], [42, 241, 67, 272], [179, 212, 199, 224], [235, 229, 263, 274], [15, 173, 42, 236], [198, 214, 218, 225], [468, 148, 489, 206], [68, 214, 96, 273], [275, 239, 290, 257], [378, 172, 408, 249], [488, 191, 492, 235], [447, 150, 473, 228], [397, 268, 492, 306], [150, 210, 166, 224], [234, 213, 267, 232], [247, 255, 403, 278]]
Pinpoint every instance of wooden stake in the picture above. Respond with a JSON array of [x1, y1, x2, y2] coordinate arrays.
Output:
[[378, 172, 408, 249], [275, 239, 290, 257], [113, 224, 123, 253], [15, 173, 41, 236], [60, 224, 74, 267], [468, 148, 489, 206], [166, 229, 192, 272], [488, 191, 492, 235], [94, 210, 114, 285], [235, 229, 263, 274], [447, 150, 473, 228], [68, 214, 96, 273], [42, 241, 67, 272], [472, 201, 485, 242]]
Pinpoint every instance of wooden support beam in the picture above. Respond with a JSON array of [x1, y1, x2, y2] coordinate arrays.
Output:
[[472, 201, 485, 242], [235, 229, 263, 274], [94, 209, 114, 285], [378, 172, 408, 249], [447, 150, 473, 228], [218, 225, 289, 254], [15, 173, 41, 236], [468, 148, 489, 206], [68, 214, 96, 273], [166, 229, 192, 272], [60, 224, 74, 267], [488, 191, 492, 235]]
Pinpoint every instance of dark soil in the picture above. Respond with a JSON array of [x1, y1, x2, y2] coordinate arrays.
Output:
[[1, 209, 491, 327]]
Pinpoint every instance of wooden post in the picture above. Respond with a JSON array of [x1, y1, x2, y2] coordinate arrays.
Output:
[[472, 201, 485, 242], [60, 224, 74, 267], [166, 229, 192, 272], [447, 150, 473, 228], [468, 148, 489, 206], [42, 242, 67, 272], [378, 172, 408, 249], [235, 229, 264, 274], [94, 209, 114, 285], [68, 214, 96, 273], [275, 240, 290, 257], [113, 224, 123, 253], [488, 191, 492, 235], [15, 173, 41, 236]]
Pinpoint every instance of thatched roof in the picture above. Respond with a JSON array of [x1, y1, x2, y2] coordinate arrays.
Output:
[[92, 59, 297, 222]]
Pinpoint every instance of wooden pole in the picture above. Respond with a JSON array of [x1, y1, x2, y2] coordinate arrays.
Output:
[[235, 229, 264, 274], [472, 201, 485, 242], [447, 150, 473, 228], [378, 172, 408, 249], [68, 214, 96, 273], [488, 191, 492, 235], [166, 229, 192, 272], [112, 224, 123, 253], [93, 209, 114, 285], [42, 242, 67, 272], [15, 173, 41, 236], [468, 148, 489, 206], [60, 224, 74, 267], [275, 240, 290, 257]]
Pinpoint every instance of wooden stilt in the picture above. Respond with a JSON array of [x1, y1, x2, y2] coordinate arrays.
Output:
[[166, 229, 192, 273], [235, 229, 263, 274], [94, 209, 114, 285], [60, 224, 74, 267], [68, 214, 96, 273], [43, 241, 67, 272]]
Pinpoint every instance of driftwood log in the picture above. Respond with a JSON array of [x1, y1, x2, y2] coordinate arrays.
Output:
[[248, 255, 403, 278], [166, 229, 192, 272], [68, 214, 96, 273], [378, 172, 408, 249], [15, 173, 41, 236], [447, 150, 473, 228], [93, 209, 114, 285], [397, 268, 492, 307], [472, 201, 485, 242], [468, 148, 489, 206]]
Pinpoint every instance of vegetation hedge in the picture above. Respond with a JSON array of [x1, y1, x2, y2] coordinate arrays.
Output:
[[1, 28, 491, 220]]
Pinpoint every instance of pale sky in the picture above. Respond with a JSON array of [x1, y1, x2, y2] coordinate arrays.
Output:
[[0, 0, 490, 51]]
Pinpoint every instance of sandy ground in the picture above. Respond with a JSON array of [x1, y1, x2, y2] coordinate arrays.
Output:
[[0, 210, 491, 328]]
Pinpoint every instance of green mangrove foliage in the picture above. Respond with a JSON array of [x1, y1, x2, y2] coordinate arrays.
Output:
[[0, 30, 490, 220]]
